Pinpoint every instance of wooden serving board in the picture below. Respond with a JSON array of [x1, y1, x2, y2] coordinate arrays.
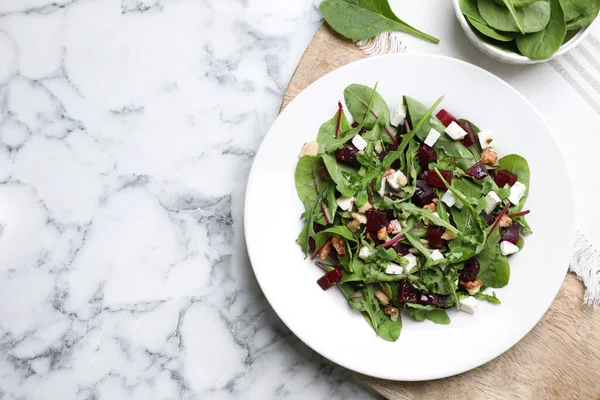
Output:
[[281, 24, 600, 400]]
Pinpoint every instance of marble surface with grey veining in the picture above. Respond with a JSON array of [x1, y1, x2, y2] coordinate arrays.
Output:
[[0, 0, 380, 398]]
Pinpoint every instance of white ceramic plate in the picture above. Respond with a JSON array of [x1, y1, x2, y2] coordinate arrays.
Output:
[[244, 54, 575, 381]]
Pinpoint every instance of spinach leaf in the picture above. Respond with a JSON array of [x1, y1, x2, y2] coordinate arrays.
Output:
[[295, 156, 337, 226], [473, 291, 502, 304], [478, 0, 551, 33], [344, 84, 389, 130], [319, 0, 439, 44], [566, 0, 600, 29], [559, 0, 594, 22], [461, 0, 487, 22], [322, 154, 356, 197], [477, 228, 510, 288], [498, 154, 530, 213], [403, 95, 445, 141], [468, 16, 520, 41], [317, 109, 351, 154], [405, 303, 451, 324], [495, 0, 541, 5], [517, 0, 566, 60]]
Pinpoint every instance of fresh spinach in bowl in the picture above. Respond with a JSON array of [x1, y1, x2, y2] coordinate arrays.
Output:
[[460, 0, 600, 59]]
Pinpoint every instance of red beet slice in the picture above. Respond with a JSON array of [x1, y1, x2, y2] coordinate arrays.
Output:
[[418, 170, 429, 181], [392, 242, 411, 256], [397, 120, 408, 135], [398, 278, 420, 303], [417, 144, 438, 167], [413, 180, 435, 205], [335, 143, 360, 167], [427, 170, 452, 189], [495, 170, 518, 188], [418, 293, 448, 308], [317, 268, 342, 290], [480, 212, 495, 226], [460, 258, 480, 282], [367, 210, 391, 233], [427, 225, 445, 249], [436, 109, 459, 127], [500, 223, 520, 245], [460, 121, 477, 147], [465, 161, 489, 180]]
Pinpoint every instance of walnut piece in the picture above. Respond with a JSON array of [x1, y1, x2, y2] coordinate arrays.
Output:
[[481, 147, 498, 165], [319, 241, 332, 260], [330, 236, 345, 256], [459, 279, 483, 295], [377, 226, 390, 241], [347, 220, 361, 233], [499, 214, 512, 228], [375, 290, 390, 306], [383, 305, 399, 322]]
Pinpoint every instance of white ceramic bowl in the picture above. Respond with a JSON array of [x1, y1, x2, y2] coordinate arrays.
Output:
[[452, 0, 598, 64]]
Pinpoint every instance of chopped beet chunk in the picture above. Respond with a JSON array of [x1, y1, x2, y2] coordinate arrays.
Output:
[[465, 161, 489, 180], [392, 242, 411, 256], [335, 143, 360, 167], [436, 109, 459, 127], [500, 222, 521, 245], [480, 212, 495, 226], [495, 170, 518, 188], [460, 121, 477, 147], [427, 170, 452, 189], [413, 180, 435, 205], [367, 210, 391, 233], [317, 269, 342, 290], [417, 144, 438, 167], [418, 293, 448, 308], [460, 258, 480, 282], [398, 278, 420, 303], [427, 225, 446, 249]]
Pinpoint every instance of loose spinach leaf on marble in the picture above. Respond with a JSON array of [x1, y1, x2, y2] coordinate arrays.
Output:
[[517, 0, 566, 60], [318, 0, 439, 44]]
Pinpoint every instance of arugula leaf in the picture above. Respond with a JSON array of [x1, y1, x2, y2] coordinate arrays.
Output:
[[395, 203, 460, 234], [405, 232, 432, 261], [319, 0, 439, 44], [350, 285, 402, 341], [473, 291, 502, 304]]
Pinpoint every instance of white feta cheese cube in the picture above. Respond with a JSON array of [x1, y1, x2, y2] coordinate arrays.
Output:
[[500, 241, 520, 256], [387, 170, 407, 189], [484, 191, 501, 214], [431, 249, 445, 261], [299, 141, 319, 157], [424, 128, 441, 147], [389, 103, 407, 126], [385, 263, 404, 275], [359, 246, 374, 260], [378, 177, 387, 196], [351, 134, 368, 151], [388, 219, 402, 234], [441, 190, 456, 207], [508, 182, 527, 205], [444, 121, 468, 140], [459, 296, 481, 314], [478, 131, 495, 148], [402, 253, 417, 272], [336, 196, 355, 211]]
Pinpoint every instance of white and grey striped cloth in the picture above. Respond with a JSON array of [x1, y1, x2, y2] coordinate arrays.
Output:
[[348, 5, 600, 307]]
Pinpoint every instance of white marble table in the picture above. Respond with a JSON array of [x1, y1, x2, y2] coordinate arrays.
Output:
[[0, 0, 379, 398], [2, 0, 600, 398]]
